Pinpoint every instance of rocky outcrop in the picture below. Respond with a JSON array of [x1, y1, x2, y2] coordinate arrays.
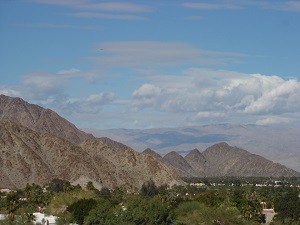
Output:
[[162, 151, 198, 177], [142, 148, 163, 161], [0, 120, 183, 189], [184, 149, 206, 176], [0, 94, 93, 144], [202, 142, 300, 177]]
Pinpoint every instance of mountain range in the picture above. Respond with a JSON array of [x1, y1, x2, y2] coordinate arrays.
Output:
[[87, 124, 300, 172], [0, 94, 299, 190], [0, 95, 182, 189], [143, 143, 300, 177]]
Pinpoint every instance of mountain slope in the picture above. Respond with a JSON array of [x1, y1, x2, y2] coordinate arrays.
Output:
[[87, 124, 300, 173], [162, 151, 198, 177], [184, 149, 206, 176], [142, 148, 163, 161], [0, 120, 183, 189], [0, 94, 93, 144], [202, 142, 300, 177]]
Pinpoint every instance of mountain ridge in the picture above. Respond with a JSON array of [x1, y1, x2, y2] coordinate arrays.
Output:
[[87, 125, 300, 172], [0, 95, 183, 189], [141, 143, 300, 177], [0, 94, 93, 144]]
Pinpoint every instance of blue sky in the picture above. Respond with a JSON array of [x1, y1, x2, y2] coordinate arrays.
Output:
[[1, 0, 300, 129]]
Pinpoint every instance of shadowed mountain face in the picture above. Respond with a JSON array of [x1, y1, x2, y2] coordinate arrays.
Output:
[[0, 120, 183, 189], [162, 151, 198, 177], [142, 148, 163, 161], [184, 149, 206, 176], [201, 143, 300, 177], [0, 95, 183, 189], [141, 144, 300, 177], [87, 124, 300, 172], [0, 94, 93, 144]]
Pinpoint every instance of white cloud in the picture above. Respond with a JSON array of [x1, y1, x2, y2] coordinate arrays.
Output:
[[132, 69, 300, 120], [57, 68, 81, 75], [69, 12, 145, 20], [182, 1, 300, 12], [196, 111, 226, 119], [256, 116, 291, 125], [33, 0, 151, 13], [93, 41, 245, 68], [15, 23, 101, 30], [86, 93, 115, 105], [0, 87, 21, 97], [182, 2, 243, 10], [132, 84, 161, 98]]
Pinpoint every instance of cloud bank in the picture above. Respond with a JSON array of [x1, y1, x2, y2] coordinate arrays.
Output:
[[132, 69, 300, 125]]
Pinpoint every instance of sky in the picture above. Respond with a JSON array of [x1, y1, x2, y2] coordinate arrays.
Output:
[[1, 0, 300, 129]]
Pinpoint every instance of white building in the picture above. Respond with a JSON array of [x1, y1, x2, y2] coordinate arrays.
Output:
[[33, 212, 57, 225]]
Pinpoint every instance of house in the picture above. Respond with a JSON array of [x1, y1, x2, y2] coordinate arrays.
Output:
[[0, 214, 6, 220], [261, 209, 276, 224], [33, 212, 58, 225]]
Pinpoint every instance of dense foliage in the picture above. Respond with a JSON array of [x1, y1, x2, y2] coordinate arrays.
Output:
[[0, 177, 299, 225]]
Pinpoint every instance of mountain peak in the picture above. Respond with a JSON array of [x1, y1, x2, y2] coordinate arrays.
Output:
[[142, 148, 162, 160], [0, 94, 93, 144], [163, 151, 198, 177], [185, 148, 206, 176], [0, 96, 183, 189]]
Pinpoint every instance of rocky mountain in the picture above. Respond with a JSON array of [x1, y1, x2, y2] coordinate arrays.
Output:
[[140, 144, 300, 177], [201, 142, 300, 177], [87, 124, 300, 172], [0, 95, 183, 189], [142, 148, 163, 161], [184, 149, 206, 176], [162, 151, 198, 177], [0, 94, 93, 144], [0, 120, 183, 189]]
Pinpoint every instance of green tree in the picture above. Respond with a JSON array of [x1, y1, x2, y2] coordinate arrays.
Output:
[[67, 198, 97, 225], [140, 180, 158, 197], [84, 199, 123, 225], [175, 204, 250, 225], [122, 196, 173, 225], [49, 178, 65, 193], [276, 188, 300, 223], [86, 181, 95, 191]]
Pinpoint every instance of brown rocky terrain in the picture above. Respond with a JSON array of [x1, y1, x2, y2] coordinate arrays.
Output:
[[141, 144, 300, 177], [162, 151, 198, 177], [184, 149, 206, 176], [142, 148, 163, 161], [0, 120, 183, 189], [0, 94, 93, 144], [201, 142, 300, 177]]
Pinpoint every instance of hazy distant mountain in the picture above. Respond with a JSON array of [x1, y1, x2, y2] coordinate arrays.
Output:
[[162, 151, 198, 177], [0, 95, 183, 189], [0, 94, 93, 144], [87, 124, 300, 172]]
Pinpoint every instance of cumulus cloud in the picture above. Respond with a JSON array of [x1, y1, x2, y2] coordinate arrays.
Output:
[[0, 87, 21, 97], [93, 41, 245, 68], [0, 69, 115, 117], [132, 69, 300, 120]]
